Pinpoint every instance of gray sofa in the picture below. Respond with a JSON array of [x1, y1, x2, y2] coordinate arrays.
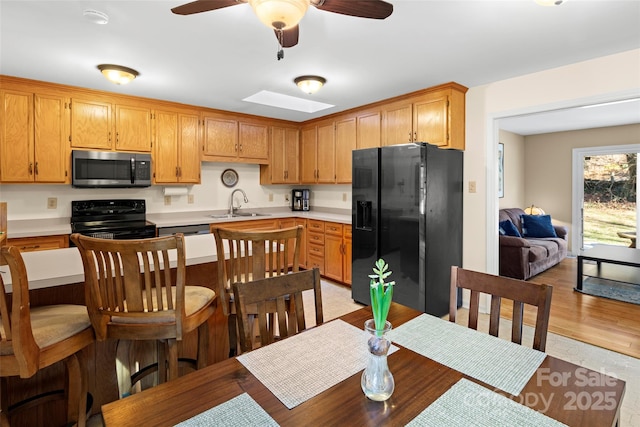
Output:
[[499, 208, 568, 280]]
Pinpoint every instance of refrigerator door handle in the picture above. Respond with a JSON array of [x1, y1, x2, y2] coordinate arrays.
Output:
[[355, 201, 373, 231]]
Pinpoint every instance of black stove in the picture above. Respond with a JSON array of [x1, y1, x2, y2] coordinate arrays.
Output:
[[70, 199, 156, 241]]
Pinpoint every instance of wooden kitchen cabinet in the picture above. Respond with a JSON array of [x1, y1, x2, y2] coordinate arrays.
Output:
[[382, 82, 466, 150], [70, 98, 151, 152], [357, 110, 381, 149], [300, 121, 335, 184], [7, 235, 69, 252], [260, 125, 299, 184], [153, 109, 201, 184], [114, 104, 152, 152], [306, 220, 325, 274], [202, 113, 269, 164], [210, 218, 279, 233], [1, 89, 69, 183], [335, 117, 356, 184], [325, 222, 352, 285]]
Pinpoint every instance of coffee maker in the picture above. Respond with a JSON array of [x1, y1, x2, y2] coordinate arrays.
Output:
[[291, 189, 310, 211]]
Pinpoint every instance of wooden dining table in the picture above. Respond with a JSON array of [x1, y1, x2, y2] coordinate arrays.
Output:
[[101, 303, 625, 426]]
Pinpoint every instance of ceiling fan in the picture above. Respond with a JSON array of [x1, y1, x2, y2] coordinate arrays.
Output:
[[171, 0, 393, 59]]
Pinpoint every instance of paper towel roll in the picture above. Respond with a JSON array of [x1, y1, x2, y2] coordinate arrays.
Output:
[[163, 187, 189, 196]]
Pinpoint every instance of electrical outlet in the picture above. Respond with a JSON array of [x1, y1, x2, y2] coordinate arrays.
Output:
[[342, 193, 347, 202], [47, 197, 57, 209], [164, 196, 171, 206], [268, 193, 273, 202], [188, 194, 194, 204], [284, 193, 290, 202], [468, 181, 477, 193]]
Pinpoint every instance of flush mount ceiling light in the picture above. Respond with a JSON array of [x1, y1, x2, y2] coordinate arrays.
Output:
[[83, 9, 109, 24], [97, 64, 139, 85], [294, 75, 326, 94], [534, 0, 566, 5]]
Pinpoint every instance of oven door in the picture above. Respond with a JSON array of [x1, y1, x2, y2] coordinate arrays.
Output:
[[69, 224, 157, 246]]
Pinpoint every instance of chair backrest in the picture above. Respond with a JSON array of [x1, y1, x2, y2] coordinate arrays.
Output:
[[70, 232, 187, 341], [0, 246, 39, 377], [212, 225, 303, 316], [232, 268, 323, 353], [449, 266, 553, 351]]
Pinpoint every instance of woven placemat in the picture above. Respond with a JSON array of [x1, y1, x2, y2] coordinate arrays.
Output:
[[174, 393, 278, 427], [238, 319, 398, 409], [407, 378, 567, 426], [388, 314, 546, 396]]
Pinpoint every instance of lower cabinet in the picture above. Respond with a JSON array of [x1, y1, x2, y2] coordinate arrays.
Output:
[[307, 220, 325, 274], [324, 222, 352, 285]]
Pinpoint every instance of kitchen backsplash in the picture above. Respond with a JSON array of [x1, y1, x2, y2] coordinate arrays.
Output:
[[0, 163, 352, 220]]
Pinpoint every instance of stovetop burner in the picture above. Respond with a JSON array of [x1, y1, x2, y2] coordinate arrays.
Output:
[[70, 199, 156, 241]]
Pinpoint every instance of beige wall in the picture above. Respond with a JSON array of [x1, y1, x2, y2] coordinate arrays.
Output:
[[524, 123, 640, 252], [464, 48, 640, 274]]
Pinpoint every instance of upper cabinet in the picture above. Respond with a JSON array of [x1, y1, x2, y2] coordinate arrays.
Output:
[[356, 110, 382, 149], [202, 113, 269, 164], [70, 99, 151, 152], [382, 82, 467, 150], [153, 109, 201, 184], [1, 89, 69, 183], [260, 125, 299, 185], [301, 121, 335, 184], [335, 117, 356, 184]]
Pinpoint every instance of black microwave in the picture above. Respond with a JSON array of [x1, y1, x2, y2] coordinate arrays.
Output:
[[72, 150, 152, 188]]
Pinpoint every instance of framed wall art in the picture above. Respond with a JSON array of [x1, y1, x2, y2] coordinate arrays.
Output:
[[498, 143, 504, 198]]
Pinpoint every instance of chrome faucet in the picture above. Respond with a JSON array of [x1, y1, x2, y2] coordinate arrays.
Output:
[[228, 189, 248, 215]]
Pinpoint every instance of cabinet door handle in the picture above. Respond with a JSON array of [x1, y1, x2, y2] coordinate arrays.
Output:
[[116, 132, 119, 145], [413, 131, 417, 141], [176, 166, 179, 177], [408, 131, 412, 142], [34, 162, 38, 175], [28, 162, 33, 175]]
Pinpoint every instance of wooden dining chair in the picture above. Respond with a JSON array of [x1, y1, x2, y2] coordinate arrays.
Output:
[[70, 232, 216, 394], [449, 266, 553, 351], [233, 268, 323, 353], [212, 225, 303, 356], [0, 246, 94, 427]]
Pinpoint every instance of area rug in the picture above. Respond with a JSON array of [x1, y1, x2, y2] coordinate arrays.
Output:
[[577, 277, 640, 305]]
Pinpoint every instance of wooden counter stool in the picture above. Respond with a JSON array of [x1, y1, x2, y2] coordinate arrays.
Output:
[[0, 246, 94, 427], [71, 233, 216, 396], [212, 226, 303, 357]]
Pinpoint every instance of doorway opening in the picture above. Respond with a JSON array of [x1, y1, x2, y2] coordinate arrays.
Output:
[[571, 145, 639, 252]]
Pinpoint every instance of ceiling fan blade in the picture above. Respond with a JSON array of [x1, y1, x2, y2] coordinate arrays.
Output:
[[171, 0, 243, 16], [274, 26, 299, 48], [312, 0, 393, 20]]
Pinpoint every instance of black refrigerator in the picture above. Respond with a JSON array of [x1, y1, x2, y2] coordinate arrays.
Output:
[[351, 143, 463, 317]]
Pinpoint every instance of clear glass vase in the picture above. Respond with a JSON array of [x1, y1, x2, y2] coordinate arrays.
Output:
[[361, 319, 394, 401]]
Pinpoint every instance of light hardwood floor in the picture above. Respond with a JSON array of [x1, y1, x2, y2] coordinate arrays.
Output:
[[501, 257, 640, 359]]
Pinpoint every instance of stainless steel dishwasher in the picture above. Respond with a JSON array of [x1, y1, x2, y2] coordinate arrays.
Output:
[[157, 223, 210, 236]]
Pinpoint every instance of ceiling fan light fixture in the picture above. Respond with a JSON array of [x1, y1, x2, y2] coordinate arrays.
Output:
[[249, 0, 309, 30], [97, 64, 139, 85], [294, 75, 326, 94]]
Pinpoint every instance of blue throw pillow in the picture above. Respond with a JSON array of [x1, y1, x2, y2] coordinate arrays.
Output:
[[499, 219, 522, 237], [521, 214, 557, 238]]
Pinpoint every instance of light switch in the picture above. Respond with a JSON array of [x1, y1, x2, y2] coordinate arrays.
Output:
[[468, 181, 477, 193], [164, 196, 171, 206], [188, 194, 194, 204], [47, 197, 57, 209], [268, 193, 273, 202]]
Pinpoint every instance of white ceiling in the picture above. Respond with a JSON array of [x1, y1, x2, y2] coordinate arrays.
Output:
[[1, 0, 639, 135]]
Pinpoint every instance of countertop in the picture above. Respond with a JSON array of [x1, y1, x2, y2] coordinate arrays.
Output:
[[1, 233, 219, 292], [6, 208, 351, 239], [1, 207, 351, 292]]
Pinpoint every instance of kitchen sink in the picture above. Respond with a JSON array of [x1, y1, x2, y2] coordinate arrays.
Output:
[[209, 212, 271, 219]]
